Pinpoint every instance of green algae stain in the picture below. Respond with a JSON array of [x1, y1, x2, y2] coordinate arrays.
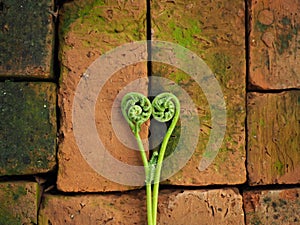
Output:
[[281, 16, 291, 26], [276, 33, 293, 55], [275, 16, 299, 55], [60, 0, 105, 36], [0, 182, 37, 224], [0, 209, 21, 225], [207, 52, 232, 85], [169, 20, 202, 49], [256, 21, 269, 33], [274, 160, 285, 176]]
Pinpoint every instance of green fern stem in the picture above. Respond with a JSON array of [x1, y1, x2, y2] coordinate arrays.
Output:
[[151, 92, 180, 225], [121, 92, 153, 225]]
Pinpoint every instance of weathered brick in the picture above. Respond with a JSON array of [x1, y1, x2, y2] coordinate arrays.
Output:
[[0, 82, 56, 175], [39, 188, 244, 225], [244, 188, 300, 225], [249, 0, 300, 89], [0, 0, 54, 78], [158, 188, 245, 225], [57, 0, 147, 192], [0, 181, 38, 225], [150, 0, 246, 185], [247, 91, 300, 185]]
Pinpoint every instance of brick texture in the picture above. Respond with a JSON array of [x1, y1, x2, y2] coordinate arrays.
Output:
[[249, 0, 300, 89], [0, 82, 57, 175], [0, 0, 54, 78], [244, 188, 300, 225], [247, 91, 300, 185], [0, 181, 38, 224], [150, 0, 246, 186], [57, 0, 148, 192], [39, 188, 244, 225]]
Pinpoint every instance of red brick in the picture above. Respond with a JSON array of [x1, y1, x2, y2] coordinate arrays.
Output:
[[57, 0, 147, 192], [39, 188, 244, 225], [247, 91, 300, 185], [249, 0, 300, 89], [244, 188, 300, 225], [0, 182, 38, 224], [150, 0, 246, 186]]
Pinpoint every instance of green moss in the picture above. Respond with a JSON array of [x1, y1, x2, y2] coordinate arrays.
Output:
[[0, 208, 21, 225], [0, 82, 56, 175], [259, 119, 265, 127], [207, 52, 231, 82], [169, 19, 202, 49], [256, 21, 269, 32], [60, 0, 105, 36], [0, 182, 37, 224], [263, 196, 271, 203], [250, 216, 262, 225], [281, 16, 291, 26], [273, 160, 285, 176], [0, 0, 53, 77], [13, 186, 27, 201], [169, 71, 189, 84]]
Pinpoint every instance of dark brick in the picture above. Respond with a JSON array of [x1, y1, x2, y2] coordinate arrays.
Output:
[[0, 82, 56, 175], [0, 0, 54, 78]]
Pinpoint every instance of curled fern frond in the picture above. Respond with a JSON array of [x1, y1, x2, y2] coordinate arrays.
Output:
[[152, 92, 180, 123], [121, 92, 152, 134]]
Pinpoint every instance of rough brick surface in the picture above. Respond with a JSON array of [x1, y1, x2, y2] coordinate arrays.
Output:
[[244, 188, 300, 225], [39, 188, 244, 225], [0, 181, 38, 225], [57, 0, 147, 192], [150, 0, 246, 186], [158, 188, 245, 225], [0, 0, 54, 78], [0, 82, 57, 175], [249, 0, 300, 89], [247, 91, 300, 185]]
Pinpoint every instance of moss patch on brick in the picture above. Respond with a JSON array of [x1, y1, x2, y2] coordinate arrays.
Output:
[[249, 0, 300, 89], [0, 182, 38, 225], [0, 82, 56, 175], [57, 0, 147, 192], [0, 0, 54, 78], [247, 91, 300, 185], [151, 0, 246, 185], [244, 189, 300, 225]]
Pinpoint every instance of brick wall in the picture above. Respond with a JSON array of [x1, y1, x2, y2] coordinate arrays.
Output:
[[0, 0, 299, 224]]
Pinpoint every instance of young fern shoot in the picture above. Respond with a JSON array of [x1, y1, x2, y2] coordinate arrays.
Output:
[[121, 92, 180, 225]]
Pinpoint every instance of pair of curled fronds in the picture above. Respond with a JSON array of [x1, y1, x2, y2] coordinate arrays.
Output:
[[121, 92, 152, 134], [121, 91, 180, 225]]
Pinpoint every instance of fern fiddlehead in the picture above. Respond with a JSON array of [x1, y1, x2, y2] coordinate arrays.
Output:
[[121, 92, 152, 134], [151, 92, 180, 224]]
